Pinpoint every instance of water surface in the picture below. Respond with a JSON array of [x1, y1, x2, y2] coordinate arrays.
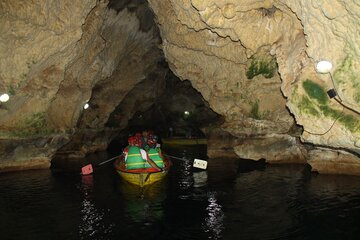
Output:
[[1, 146, 360, 239]]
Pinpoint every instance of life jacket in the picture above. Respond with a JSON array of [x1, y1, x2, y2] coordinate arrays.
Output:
[[145, 147, 164, 168], [125, 146, 145, 170]]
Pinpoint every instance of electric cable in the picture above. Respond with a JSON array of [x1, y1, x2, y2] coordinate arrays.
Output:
[[303, 104, 345, 136], [328, 72, 343, 102], [308, 60, 359, 135], [329, 72, 360, 115], [334, 97, 360, 115]]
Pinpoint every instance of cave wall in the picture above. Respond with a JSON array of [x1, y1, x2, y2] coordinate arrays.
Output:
[[0, 0, 166, 171], [0, 0, 359, 175], [148, 0, 360, 174]]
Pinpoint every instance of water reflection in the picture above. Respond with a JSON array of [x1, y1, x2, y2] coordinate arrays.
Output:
[[223, 165, 308, 239], [178, 158, 194, 192], [117, 180, 166, 224], [160, 148, 227, 240], [79, 175, 114, 239], [3, 146, 360, 240], [193, 171, 208, 188], [203, 191, 224, 240], [303, 174, 360, 239]]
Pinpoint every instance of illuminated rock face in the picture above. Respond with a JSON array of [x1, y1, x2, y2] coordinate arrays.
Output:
[[0, 1, 165, 171], [0, 0, 359, 174], [148, 0, 360, 174]]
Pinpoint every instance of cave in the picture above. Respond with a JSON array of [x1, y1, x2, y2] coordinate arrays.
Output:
[[2, 1, 360, 239], [0, 0, 360, 175], [106, 71, 223, 154]]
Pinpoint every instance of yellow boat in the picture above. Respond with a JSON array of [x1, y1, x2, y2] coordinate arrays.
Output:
[[114, 154, 171, 187], [161, 137, 207, 145]]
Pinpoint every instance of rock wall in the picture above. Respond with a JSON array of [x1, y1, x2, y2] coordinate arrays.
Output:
[[1, 0, 359, 175], [148, 0, 360, 174], [0, 0, 166, 171]]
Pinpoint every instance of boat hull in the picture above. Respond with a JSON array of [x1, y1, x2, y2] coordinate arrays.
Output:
[[114, 154, 170, 187], [117, 170, 168, 187]]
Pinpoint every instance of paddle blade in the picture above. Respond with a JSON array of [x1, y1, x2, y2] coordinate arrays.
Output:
[[81, 164, 93, 175], [193, 159, 207, 169]]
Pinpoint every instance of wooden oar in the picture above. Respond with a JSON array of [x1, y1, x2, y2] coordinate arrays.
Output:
[[163, 154, 188, 161], [81, 154, 122, 175], [144, 172, 152, 183], [142, 152, 169, 185], [164, 154, 208, 170], [98, 155, 121, 166]]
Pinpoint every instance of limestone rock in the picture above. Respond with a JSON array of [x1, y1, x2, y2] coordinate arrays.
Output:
[[0, 158, 51, 173], [0, 135, 69, 172], [206, 127, 240, 158], [149, 0, 294, 135], [1, 0, 360, 174], [149, 0, 360, 173], [233, 133, 307, 164], [0, 1, 166, 171], [308, 148, 360, 176]]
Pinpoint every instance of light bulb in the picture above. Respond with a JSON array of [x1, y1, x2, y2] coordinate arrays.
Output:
[[0, 93, 10, 102], [316, 60, 332, 74]]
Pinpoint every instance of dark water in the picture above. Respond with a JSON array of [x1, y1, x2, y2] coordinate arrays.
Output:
[[1, 146, 360, 240]]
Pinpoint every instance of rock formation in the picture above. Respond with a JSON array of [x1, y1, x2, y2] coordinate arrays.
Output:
[[0, 0, 166, 171], [148, 0, 360, 174], [0, 0, 359, 175]]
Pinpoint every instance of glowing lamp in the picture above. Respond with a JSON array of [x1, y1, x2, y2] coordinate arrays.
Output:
[[83, 103, 89, 110], [316, 60, 332, 74], [184, 111, 190, 115], [0, 93, 10, 102]]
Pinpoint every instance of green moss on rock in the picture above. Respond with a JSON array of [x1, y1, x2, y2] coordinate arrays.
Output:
[[355, 93, 360, 103], [303, 101, 360, 132], [246, 57, 277, 79], [302, 79, 328, 105], [249, 100, 261, 119], [321, 104, 360, 132], [299, 96, 320, 116], [248, 100, 270, 120], [319, 105, 340, 119], [338, 114, 360, 132], [296, 80, 360, 132], [333, 56, 360, 103], [334, 56, 354, 84], [13, 112, 54, 137]]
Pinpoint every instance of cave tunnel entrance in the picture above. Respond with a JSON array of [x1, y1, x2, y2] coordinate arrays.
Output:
[[52, 0, 223, 165], [104, 0, 223, 153], [107, 70, 223, 154], [98, 0, 269, 161]]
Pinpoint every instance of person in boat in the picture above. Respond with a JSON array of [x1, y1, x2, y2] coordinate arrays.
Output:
[[145, 134, 164, 169], [140, 130, 150, 150], [123, 136, 145, 170], [125, 134, 162, 171]]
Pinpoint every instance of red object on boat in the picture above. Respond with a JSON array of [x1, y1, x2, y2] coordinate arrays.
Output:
[[81, 164, 93, 175]]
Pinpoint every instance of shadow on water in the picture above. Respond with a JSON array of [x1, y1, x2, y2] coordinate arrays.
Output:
[[1, 145, 360, 239]]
